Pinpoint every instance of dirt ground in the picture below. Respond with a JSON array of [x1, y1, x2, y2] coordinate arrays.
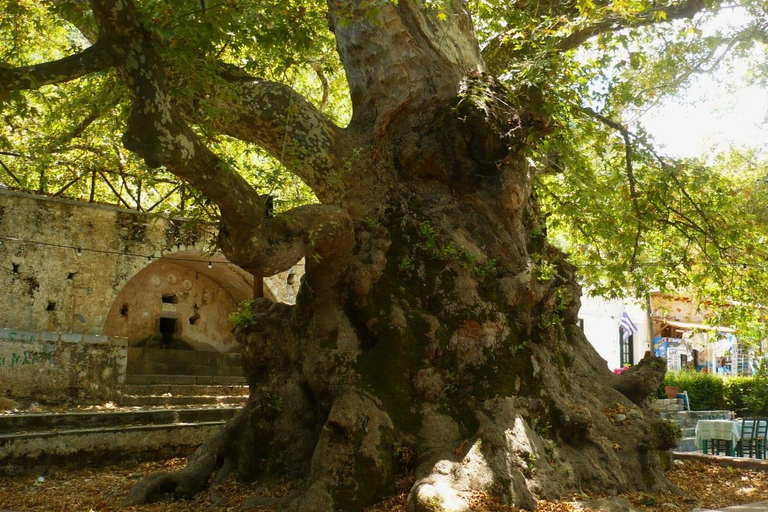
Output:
[[0, 457, 765, 511]]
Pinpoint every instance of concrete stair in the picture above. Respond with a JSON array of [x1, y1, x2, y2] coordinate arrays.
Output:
[[127, 347, 244, 377], [119, 348, 249, 407], [0, 348, 252, 473], [0, 406, 242, 474], [654, 398, 732, 453]]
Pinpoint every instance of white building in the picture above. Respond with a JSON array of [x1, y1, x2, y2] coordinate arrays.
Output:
[[578, 295, 652, 371]]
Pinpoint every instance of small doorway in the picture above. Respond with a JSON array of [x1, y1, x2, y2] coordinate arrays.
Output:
[[159, 317, 178, 348], [620, 331, 634, 367]]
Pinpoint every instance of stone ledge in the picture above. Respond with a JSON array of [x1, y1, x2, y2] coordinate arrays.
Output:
[[673, 451, 768, 470], [0, 329, 127, 346], [0, 421, 225, 473]]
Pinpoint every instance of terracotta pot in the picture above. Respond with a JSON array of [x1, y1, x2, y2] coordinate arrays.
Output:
[[664, 386, 679, 399]]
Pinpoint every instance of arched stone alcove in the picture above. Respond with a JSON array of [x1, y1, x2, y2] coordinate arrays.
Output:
[[103, 252, 274, 353]]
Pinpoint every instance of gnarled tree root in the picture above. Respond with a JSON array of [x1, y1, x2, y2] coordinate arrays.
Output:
[[274, 389, 396, 512], [123, 409, 246, 505], [408, 399, 545, 512]]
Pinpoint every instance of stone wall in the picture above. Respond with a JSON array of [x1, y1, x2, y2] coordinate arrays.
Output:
[[0, 328, 127, 403], [0, 190, 304, 403], [0, 190, 215, 335], [0, 190, 302, 342], [650, 293, 711, 325], [264, 260, 305, 306]]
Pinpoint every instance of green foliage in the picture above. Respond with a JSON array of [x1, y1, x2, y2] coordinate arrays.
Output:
[[723, 363, 768, 417], [533, 253, 557, 283], [229, 300, 256, 328], [398, 256, 415, 272], [265, 392, 284, 412], [554, 288, 570, 313], [662, 371, 725, 411], [665, 367, 768, 417], [416, 223, 497, 278], [723, 377, 757, 416]]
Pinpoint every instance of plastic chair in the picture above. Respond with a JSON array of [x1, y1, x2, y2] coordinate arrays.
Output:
[[677, 391, 691, 411]]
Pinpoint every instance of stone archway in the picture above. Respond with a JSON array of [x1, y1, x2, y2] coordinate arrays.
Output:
[[103, 252, 273, 352], [102, 252, 279, 389]]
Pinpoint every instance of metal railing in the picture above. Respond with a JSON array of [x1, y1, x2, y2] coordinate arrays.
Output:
[[0, 159, 216, 218]]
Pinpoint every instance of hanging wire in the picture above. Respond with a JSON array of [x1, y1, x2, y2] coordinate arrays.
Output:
[[0, 235, 232, 267]]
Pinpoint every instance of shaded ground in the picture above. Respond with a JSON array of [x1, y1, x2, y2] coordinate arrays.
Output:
[[0, 457, 765, 511]]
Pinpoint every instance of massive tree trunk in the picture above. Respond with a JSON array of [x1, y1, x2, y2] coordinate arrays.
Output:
[[122, 3, 673, 508], [3, 0, 677, 510]]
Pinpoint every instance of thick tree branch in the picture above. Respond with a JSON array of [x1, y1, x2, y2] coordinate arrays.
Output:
[[86, 0, 352, 276], [0, 43, 113, 92], [328, 0, 482, 128], [207, 66, 346, 203], [218, 203, 353, 275], [483, 0, 706, 75], [555, 0, 706, 51], [90, 0, 262, 230]]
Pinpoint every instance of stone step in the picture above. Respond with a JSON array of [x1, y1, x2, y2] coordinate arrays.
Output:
[[128, 361, 244, 377], [125, 374, 247, 385], [127, 348, 243, 377], [654, 398, 685, 413], [118, 394, 248, 407], [683, 427, 696, 437], [656, 398, 684, 406], [0, 421, 227, 474], [676, 436, 699, 452], [0, 407, 240, 434], [122, 384, 249, 397]]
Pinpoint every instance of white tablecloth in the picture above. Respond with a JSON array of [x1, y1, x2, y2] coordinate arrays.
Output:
[[695, 419, 742, 446]]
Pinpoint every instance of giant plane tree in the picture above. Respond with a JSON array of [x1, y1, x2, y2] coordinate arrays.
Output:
[[2, 0, 766, 509]]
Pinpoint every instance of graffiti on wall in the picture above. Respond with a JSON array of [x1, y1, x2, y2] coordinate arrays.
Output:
[[0, 350, 55, 367]]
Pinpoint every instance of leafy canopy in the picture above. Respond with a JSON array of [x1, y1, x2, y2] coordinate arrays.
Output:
[[1, 0, 768, 311]]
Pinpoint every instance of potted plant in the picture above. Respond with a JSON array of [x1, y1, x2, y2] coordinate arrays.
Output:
[[665, 385, 680, 399]]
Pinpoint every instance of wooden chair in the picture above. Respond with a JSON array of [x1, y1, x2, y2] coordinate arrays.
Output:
[[736, 418, 757, 457], [755, 419, 768, 459], [708, 439, 730, 455], [736, 418, 768, 458]]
